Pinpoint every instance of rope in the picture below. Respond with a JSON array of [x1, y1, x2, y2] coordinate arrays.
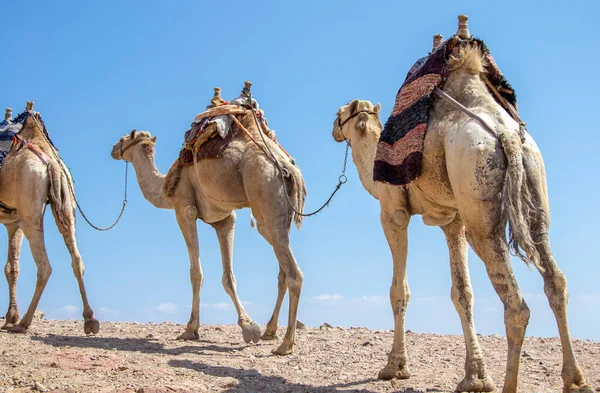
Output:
[[243, 97, 350, 217], [29, 113, 129, 231]]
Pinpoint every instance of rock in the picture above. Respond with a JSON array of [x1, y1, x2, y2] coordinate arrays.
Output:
[[405, 329, 413, 334], [117, 365, 129, 371], [146, 334, 154, 339], [296, 320, 306, 329], [33, 381, 49, 392], [522, 350, 535, 359], [319, 323, 333, 329], [362, 341, 373, 346], [34, 310, 45, 320]]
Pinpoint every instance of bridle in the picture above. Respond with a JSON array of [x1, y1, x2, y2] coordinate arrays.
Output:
[[336, 109, 379, 129], [119, 137, 144, 157], [336, 109, 379, 141]]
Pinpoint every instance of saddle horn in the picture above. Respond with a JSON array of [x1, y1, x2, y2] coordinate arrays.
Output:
[[432, 34, 443, 51], [4, 108, 12, 120], [456, 15, 471, 39]]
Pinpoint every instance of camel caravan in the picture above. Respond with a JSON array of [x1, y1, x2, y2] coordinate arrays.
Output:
[[0, 15, 593, 393]]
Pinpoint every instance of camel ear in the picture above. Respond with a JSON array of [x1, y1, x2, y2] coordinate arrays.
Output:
[[130, 129, 137, 139], [150, 136, 157, 143], [348, 99, 359, 115], [374, 103, 381, 114]]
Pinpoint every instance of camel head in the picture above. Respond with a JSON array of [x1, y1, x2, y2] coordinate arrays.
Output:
[[332, 99, 381, 145], [111, 129, 156, 161]]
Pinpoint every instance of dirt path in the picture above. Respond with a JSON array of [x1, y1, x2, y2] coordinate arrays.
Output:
[[0, 320, 598, 392]]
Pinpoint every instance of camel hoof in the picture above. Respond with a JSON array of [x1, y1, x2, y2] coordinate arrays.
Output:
[[176, 330, 199, 340], [565, 383, 595, 393], [378, 365, 410, 380], [260, 332, 278, 341], [0, 323, 15, 330], [7, 324, 27, 334], [84, 318, 100, 335], [242, 321, 262, 344], [456, 375, 495, 392], [271, 343, 293, 356]]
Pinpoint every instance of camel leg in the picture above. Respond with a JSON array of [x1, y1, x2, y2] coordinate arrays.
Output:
[[2, 224, 23, 330], [257, 222, 302, 356], [8, 219, 52, 333], [441, 217, 495, 392], [211, 212, 262, 344], [51, 206, 99, 335], [175, 206, 203, 340], [534, 237, 592, 393], [378, 208, 411, 380], [261, 266, 287, 340], [467, 227, 529, 393]]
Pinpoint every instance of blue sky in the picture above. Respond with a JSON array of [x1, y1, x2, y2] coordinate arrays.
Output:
[[1, 1, 599, 341]]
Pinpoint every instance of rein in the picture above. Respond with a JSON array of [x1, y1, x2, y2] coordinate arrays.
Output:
[[27, 112, 130, 231], [230, 96, 352, 218]]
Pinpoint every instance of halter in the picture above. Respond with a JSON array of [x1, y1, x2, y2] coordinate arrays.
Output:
[[119, 137, 144, 156], [336, 109, 379, 129]]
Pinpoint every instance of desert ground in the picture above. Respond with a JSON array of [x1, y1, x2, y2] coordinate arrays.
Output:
[[0, 319, 598, 393]]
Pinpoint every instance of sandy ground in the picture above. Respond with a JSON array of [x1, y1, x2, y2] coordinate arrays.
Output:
[[0, 319, 598, 393]]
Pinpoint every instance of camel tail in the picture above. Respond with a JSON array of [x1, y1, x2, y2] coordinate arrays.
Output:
[[47, 159, 74, 228], [283, 160, 307, 229], [499, 130, 543, 271]]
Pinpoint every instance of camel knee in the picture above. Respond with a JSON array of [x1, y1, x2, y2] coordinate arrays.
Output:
[[4, 261, 19, 280], [389, 280, 410, 313], [37, 263, 52, 282], [285, 269, 303, 294], [277, 270, 286, 291], [451, 282, 473, 313], [190, 266, 203, 288], [505, 299, 530, 335], [544, 269, 568, 311], [222, 271, 237, 295], [71, 258, 85, 277]]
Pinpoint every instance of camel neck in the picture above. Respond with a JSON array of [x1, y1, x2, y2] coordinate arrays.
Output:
[[130, 144, 172, 209], [350, 128, 380, 200]]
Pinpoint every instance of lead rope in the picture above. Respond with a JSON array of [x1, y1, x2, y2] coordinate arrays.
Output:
[[31, 114, 129, 231], [246, 97, 349, 217]]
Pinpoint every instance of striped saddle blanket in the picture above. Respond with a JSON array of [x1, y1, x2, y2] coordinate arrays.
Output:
[[373, 37, 517, 186]]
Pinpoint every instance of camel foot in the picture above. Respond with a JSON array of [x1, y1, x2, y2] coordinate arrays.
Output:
[[7, 324, 27, 334], [378, 365, 411, 380], [271, 342, 293, 356], [176, 330, 199, 340], [84, 317, 100, 335], [564, 383, 594, 393], [260, 331, 278, 341], [1, 322, 16, 330], [241, 321, 262, 344], [456, 375, 495, 392]]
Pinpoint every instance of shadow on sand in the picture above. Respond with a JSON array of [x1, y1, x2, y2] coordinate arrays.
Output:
[[169, 358, 434, 393], [31, 334, 247, 356], [30, 334, 437, 393]]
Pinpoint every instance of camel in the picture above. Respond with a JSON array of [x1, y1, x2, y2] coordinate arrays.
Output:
[[0, 103, 99, 335], [110, 97, 306, 355], [331, 19, 592, 393]]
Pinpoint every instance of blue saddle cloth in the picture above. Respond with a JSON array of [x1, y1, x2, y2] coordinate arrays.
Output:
[[0, 115, 26, 169]]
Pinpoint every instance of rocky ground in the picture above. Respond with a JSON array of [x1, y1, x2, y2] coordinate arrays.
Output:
[[0, 319, 598, 393]]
